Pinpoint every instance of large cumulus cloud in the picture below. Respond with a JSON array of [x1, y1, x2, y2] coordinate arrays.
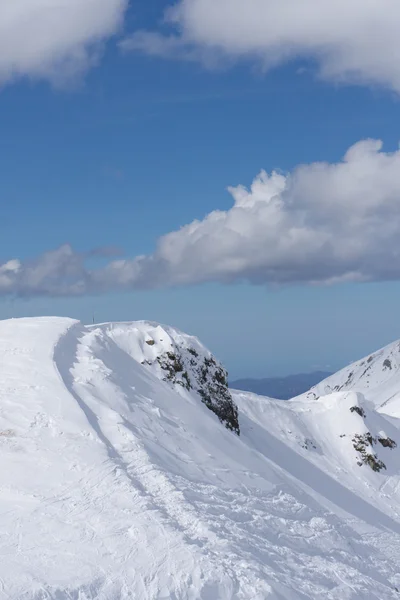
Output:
[[0, 0, 128, 85], [2, 139, 400, 296]]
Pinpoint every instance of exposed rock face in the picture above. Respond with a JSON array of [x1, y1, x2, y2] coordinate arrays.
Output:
[[155, 346, 240, 435], [378, 436, 397, 449], [352, 433, 387, 472], [92, 321, 240, 435], [350, 406, 366, 418], [349, 405, 397, 471]]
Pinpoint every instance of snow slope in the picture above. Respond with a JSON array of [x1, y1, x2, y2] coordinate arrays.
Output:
[[1, 317, 400, 599], [296, 339, 400, 417], [233, 389, 400, 519]]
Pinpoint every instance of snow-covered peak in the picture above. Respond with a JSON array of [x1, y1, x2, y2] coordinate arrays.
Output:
[[89, 320, 206, 366], [90, 320, 240, 434], [296, 338, 400, 416]]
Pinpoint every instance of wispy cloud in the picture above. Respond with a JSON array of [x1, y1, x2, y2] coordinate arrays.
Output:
[[122, 0, 400, 93], [3, 139, 400, 297]]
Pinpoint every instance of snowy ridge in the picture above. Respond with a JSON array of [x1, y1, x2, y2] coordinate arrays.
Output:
[[297, 339, 400, 417], [96, 321, 239, 433], [1, 318, 400, 598]]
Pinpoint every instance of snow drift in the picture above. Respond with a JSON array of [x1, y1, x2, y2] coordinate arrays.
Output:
[[1, 317, 400, 599]]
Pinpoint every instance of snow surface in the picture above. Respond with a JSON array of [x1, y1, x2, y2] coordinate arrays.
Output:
[[1, 317, 400, 599], [295, 339, 400, 417]]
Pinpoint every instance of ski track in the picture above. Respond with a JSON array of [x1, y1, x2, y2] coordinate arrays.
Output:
[[54, 323, 274, 599], [1, 318, 400, 598]]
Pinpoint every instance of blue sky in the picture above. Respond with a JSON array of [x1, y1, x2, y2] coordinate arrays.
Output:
[[1, 0, 400, 378]]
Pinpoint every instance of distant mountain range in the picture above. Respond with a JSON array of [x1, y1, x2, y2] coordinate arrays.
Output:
[[230, 371, 332, 399]]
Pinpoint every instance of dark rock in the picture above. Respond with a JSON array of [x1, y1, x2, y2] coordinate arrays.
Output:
[[352, 433, 387, 472], [350, 406, 366, 418], [378, 437, 397, 449], [153, 346, 240, 435]]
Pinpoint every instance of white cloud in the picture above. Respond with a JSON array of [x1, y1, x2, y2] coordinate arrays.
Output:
[[3, 139, 400, 296], [0, 0, 128, 85], [122, 0, 400, 92]]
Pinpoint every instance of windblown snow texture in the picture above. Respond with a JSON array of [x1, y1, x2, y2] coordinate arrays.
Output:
[[1, 317, 400, 599]]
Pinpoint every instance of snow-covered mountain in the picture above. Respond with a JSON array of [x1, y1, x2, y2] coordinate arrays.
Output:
[[296, 339, 400, 417], [1, 317, 400, 599]]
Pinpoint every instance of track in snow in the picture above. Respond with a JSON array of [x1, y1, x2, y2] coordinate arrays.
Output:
[[1, 318, 400, 599]]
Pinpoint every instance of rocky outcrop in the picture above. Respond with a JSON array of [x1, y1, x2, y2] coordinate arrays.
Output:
[[349, 406, 397, 471], [102, 320, 240, 434], [352, 433, 387, 472], [142, 339, 240, 435]]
